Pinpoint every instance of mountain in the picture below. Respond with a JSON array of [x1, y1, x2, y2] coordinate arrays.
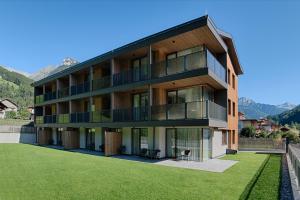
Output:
[[277, 102, 297, 110], [270, 105, 300, 125], [0, 66, 34, 109], [29, 58, 79, 81], [238, 97, 290, 119], [29, 66, 56, 81]]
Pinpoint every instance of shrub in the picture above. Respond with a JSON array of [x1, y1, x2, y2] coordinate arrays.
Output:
[[5, 111, 17, 119], [240, 126, 256, 137]]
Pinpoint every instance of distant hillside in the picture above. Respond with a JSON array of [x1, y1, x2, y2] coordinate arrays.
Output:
[[270, 105, 300, 125], [0, 66, 33, 108], [238, 97, 296, 119]]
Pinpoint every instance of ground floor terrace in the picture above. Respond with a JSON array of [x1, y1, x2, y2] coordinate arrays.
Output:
[[0, 144, 283, 200], [37, 126, 230, 162]]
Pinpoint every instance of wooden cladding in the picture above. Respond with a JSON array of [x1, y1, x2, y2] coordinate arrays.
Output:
[[105, 131, 122, 156], [37, 129, 51, 145], [62, 130, 79, 149]]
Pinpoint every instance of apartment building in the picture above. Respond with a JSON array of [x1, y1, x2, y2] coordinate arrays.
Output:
[[33, 15, 243, 161]]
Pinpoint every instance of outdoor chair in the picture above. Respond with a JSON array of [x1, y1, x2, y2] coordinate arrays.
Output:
[[180, 150, 191, 161], [140, 148, 148, 157], [153, 149, 160, 159]]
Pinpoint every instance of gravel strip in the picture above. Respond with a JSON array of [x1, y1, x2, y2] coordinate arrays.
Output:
[[281, 154, 294, 200]]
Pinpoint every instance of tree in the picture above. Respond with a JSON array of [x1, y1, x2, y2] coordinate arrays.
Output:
[[240, 126, 256, 137]]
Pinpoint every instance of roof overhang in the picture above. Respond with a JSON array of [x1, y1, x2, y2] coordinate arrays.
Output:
[[33, 15, 230, 87], [218, 29, 244, 75]]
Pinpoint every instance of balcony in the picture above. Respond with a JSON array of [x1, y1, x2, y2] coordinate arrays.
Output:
[[35, 95, 44, 104], [151, 101, 226, 122], [70, 112, 90, 123], [113, 67, 150, 86], [58, 87, 69, 99], [152, 49, 226, 82], [44, 91, 57, 102], [91, 110, 112, 122], [44, 115, 57, 124], [57, 114, 70, 124], [92, 76, 111, 91], [71, 81, 90, 96], [113, 107, 148, 122]]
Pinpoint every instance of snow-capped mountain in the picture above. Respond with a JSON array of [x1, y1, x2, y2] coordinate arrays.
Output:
[[277, 102, 297, 110]]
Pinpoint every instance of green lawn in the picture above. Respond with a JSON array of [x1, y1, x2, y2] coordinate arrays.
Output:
[[248, 154, 282, 200], [0, 144, 270, 200]]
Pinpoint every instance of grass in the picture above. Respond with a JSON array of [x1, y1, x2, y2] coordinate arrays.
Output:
[[247, 154, 282, 200], [0, 144, 271, 200]]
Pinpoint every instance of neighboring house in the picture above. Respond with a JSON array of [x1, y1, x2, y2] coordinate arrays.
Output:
[[0, 99, 18, 119], [239, 119, 258, 129], [239, 117, 280, 133], [33, 15, 243, 161]]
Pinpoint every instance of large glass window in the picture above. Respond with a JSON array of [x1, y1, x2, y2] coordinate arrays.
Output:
[[132, 56, 148, 81], [166, 128, 202, 161], [132, 93, 148, 121], [132, 128, 148, 155]]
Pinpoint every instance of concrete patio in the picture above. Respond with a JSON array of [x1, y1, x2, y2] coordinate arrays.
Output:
[[112, 154, 238, 172], [154, 159, 238, 172]]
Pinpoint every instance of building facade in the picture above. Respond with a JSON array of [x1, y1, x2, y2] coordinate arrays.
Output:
[[33, 15, 243, 161]]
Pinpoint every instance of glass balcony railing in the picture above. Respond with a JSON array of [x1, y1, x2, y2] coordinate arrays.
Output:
[[92, 76, 111, 91], [113, 107, 148, 122], [91, 110, 112, 122], [70, 112, 90, 123], [57, 114, 70, 124], [71, 81, 90, 96], [113, 66, 150, 86], [44, 115, 57, 123], [152, 49, 226, 82], [35, 95, 44, 104], [58, 87, 69, 98], [44, 91, 57, 102], [151, 100, 226, 122], [206, 50, 226, 82], [36, 116, 44, 124]]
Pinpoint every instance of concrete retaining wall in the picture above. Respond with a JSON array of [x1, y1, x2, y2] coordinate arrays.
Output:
[[0, 132, 36, 144]]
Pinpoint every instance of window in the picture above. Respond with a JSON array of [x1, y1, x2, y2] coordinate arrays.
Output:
[[227, 69, 231, 84], [222, 131, 227, 145], [228, 99, 231, 115], [233, 102, 236, 117], [232, 74, 235, 89], [232, 130, 236, 144]]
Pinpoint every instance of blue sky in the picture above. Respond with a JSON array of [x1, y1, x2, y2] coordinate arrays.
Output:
[[0, 0, 299, 105]]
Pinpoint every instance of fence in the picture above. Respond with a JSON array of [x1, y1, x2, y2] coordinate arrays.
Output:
[[288, 144, 300, 188], [0, 125, 36, 144], [239, 137, 286, 151]]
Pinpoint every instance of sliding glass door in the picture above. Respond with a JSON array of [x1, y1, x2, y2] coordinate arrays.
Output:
[[132, 128, 148, 155], [132, 93, 148, 121], [166, 128, 202, 161], [166, 129, 176, 158], [202, 128, 212, 161]]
